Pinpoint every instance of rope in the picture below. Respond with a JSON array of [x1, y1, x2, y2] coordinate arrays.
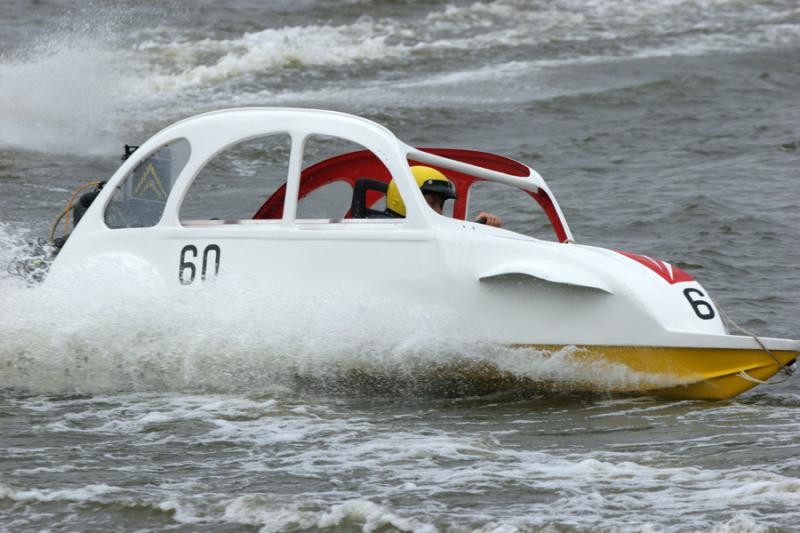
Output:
[[715, 302, 795, 386], [48, 180, 102, 243], [736, 371, 770, 385]]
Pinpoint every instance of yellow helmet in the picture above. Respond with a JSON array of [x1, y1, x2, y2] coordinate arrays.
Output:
[[385, 166, 457, 217]]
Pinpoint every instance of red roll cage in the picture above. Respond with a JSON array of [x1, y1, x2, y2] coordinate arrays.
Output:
[[253, 148, 569, 243]]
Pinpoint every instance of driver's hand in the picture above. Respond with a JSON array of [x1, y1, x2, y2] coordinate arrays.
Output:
[[475, 212, 502, 227]]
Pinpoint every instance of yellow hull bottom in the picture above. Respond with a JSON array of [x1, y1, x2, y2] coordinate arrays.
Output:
[[291, 345, 795, 401], [524, 345, 798, 400]]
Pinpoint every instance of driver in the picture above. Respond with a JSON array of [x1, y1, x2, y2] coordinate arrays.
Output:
[[385, 166, 502, 227]]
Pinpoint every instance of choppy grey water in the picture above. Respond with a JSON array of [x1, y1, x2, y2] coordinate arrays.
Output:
[[1, 1, 799, 531]]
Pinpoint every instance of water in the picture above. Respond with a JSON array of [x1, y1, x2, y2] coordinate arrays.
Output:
[[1, 0, 799, 531]]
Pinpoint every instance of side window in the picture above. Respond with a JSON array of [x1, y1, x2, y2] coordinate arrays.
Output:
[[297, 181, 353, 219], [105, 139, 190, 228], [180, 134, 291, 222], [468, 181, 557, 240], [297, 135, 391, 221]]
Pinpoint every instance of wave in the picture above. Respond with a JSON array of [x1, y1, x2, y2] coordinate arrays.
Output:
[[1, 0, 798, 154], [137, 16, 409, 91], [126, 0, 800, 94], [3, 447, 798, 530]]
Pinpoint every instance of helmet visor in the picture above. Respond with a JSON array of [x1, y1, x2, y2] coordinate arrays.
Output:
[[420, 179, 457, 201]]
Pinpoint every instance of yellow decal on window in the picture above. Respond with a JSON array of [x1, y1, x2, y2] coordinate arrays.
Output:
[[133, 161, 168, 200]]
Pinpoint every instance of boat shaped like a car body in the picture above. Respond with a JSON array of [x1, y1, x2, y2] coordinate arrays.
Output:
[[48, 108, 798, 399]]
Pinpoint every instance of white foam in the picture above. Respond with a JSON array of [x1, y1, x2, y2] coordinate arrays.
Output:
[[711, 514, 769, 533], [118, 0, 800, 102], [159, 494, 437, 532], [5, 388, 799, 530], [0, 18, 140, 155], [318, 499, 437, 532], [0, 482, 119, 503], [129, 446, 800, 529], [139, 17, 408, 92], [12, 464, 78, 475], [157, 500, 206, 524], [0, 223, 40, 288], [221, 496, 319, 531]]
